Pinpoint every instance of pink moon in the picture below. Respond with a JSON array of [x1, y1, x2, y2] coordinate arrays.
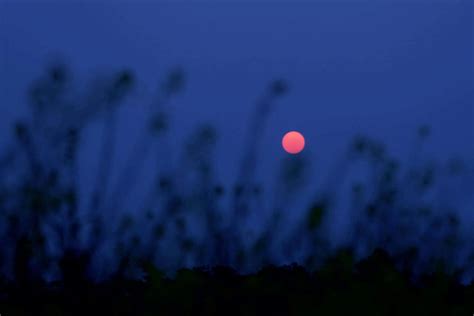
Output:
[[282, 131, 305, 154]]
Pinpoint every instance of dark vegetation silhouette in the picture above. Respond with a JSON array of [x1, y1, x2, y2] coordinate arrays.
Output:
[[0, 63, 473, 315]]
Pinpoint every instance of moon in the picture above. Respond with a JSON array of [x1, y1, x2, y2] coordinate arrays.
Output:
[[282, 131, 305, 154]]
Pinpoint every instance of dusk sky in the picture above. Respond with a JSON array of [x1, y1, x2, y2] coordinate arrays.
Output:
[[1, 1, 473, 238]]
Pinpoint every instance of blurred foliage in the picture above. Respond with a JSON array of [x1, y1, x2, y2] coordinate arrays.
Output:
[[0, 63, 473, 313]]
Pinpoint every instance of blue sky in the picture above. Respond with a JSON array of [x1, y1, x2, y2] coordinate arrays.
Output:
[[1, 1, 473, 235]]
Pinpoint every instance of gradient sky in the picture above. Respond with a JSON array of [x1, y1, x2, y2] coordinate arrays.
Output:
[[1, 1, 473, 236]]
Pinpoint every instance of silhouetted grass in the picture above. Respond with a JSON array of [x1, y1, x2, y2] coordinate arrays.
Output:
[[0, 63, 473, 314]]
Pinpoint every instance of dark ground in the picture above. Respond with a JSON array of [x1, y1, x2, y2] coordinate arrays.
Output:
[[1, 249, 473, 316]]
